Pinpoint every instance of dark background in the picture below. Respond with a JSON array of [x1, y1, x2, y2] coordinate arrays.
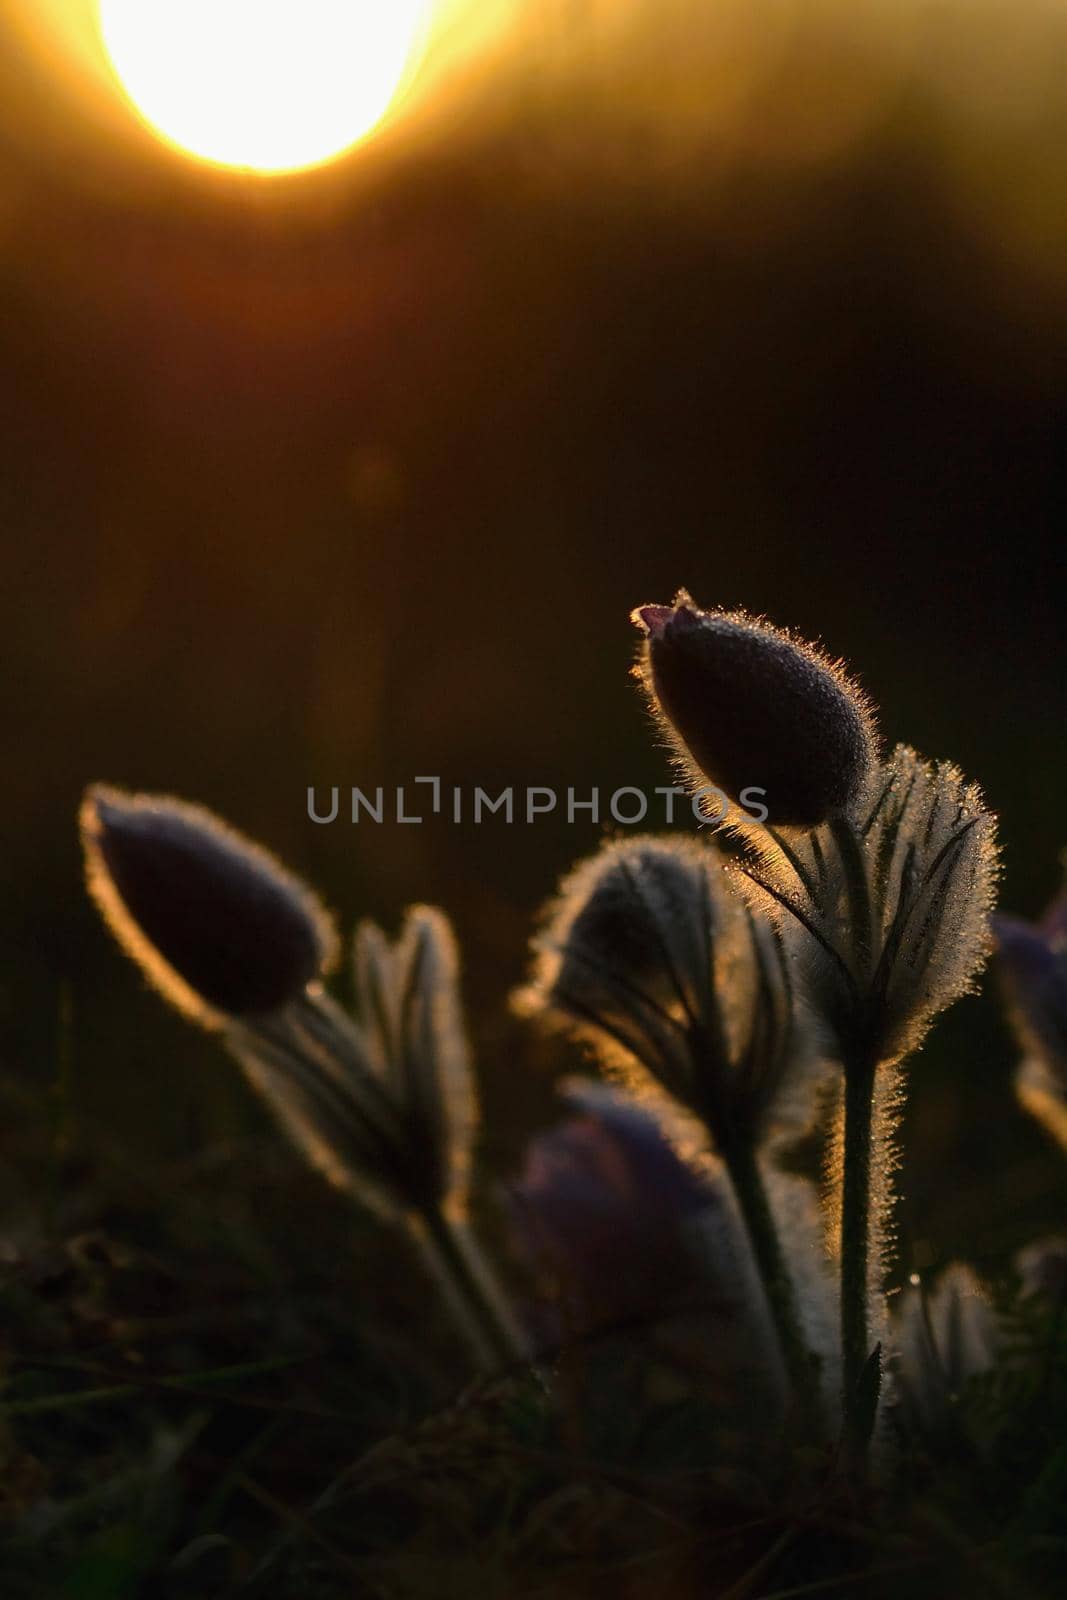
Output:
[[1, 0, 1064, 1274]]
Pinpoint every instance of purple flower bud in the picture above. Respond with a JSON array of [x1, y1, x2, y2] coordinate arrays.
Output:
[[81, 785, 338, 1026], [994, 882, 1067, 1151], [1016, 1236, 1067, 1301], [510, 1084, 724, 1331], [994, 888, 1067, 1081], [632, 591, 876, 827], [517, 835, 814, 1153]]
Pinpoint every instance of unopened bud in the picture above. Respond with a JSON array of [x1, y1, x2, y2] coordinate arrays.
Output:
[[81, 785, 337, 1026], [632, 591, 876, 828]]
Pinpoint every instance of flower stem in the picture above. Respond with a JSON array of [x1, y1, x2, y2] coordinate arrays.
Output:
[[416, 1208, 530, 1374], [828, 811, 882, 1459], [840, 1051, 878, 1457], [723, 1139, 820, 1424]]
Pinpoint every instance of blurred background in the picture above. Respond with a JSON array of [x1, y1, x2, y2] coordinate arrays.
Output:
[[1, 0, 1065, 1275]]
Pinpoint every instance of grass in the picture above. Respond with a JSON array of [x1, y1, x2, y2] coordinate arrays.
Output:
[[2, 1068, 1066, 1599]]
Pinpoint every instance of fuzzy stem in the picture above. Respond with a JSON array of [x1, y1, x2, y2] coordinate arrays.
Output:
[[416, 1208, 529, 1374], [827, 811, 883, 1459], [415, 1220, 498, 1371], [723, 1139, 820, 1423], [840, 1052, 878, 1457], [442, 1213, 534, 1365]]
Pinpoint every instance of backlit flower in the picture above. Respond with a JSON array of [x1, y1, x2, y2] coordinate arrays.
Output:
[[510, 1081, 726, 1331], [517, 834, 825, 1411], [740, 744, 999, 1066], [516, 834, 815, 1153], [81, 784, 337, 1027], [994, 880, 1067, 1151], [632, 591, 876, 828]]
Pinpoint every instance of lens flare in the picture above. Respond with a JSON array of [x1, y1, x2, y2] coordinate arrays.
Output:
[[97, 0, 431, 174]]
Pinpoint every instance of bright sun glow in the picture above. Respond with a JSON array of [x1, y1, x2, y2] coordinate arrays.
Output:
[[97, 0, 432, 174]]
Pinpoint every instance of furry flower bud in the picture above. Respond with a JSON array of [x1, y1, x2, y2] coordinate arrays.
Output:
[[516, 835, 812, 1152], [81, 785, 337, 1026], [1016, 1237, 1067, 1302], [517, 837, 827, 1413], [228, 905, 480, 1223], [511, 1084, 812, 1421], [632, 591, 876, 827], [739, 745, 998, 1065], [994, 880, 1067, 1151], [510, 1082, 723, 1332]]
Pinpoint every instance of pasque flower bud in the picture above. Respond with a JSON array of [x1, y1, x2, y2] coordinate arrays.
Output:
[[81, 784, 337, 1025], [994, 879, 1067, 1152], [740, 744, 998, 1066], [511, 1083, 809, 1419], [516, 834, 814, 1153], [632, 591, 876, 827], [510, 1082, 723, 1333], [517, 835, 825, 1413]]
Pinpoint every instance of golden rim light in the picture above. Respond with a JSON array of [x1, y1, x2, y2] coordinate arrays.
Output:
[[95, 0, 434, 175]]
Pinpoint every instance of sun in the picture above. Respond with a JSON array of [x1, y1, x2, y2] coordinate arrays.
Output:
[[96, 0, 432, 175]]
